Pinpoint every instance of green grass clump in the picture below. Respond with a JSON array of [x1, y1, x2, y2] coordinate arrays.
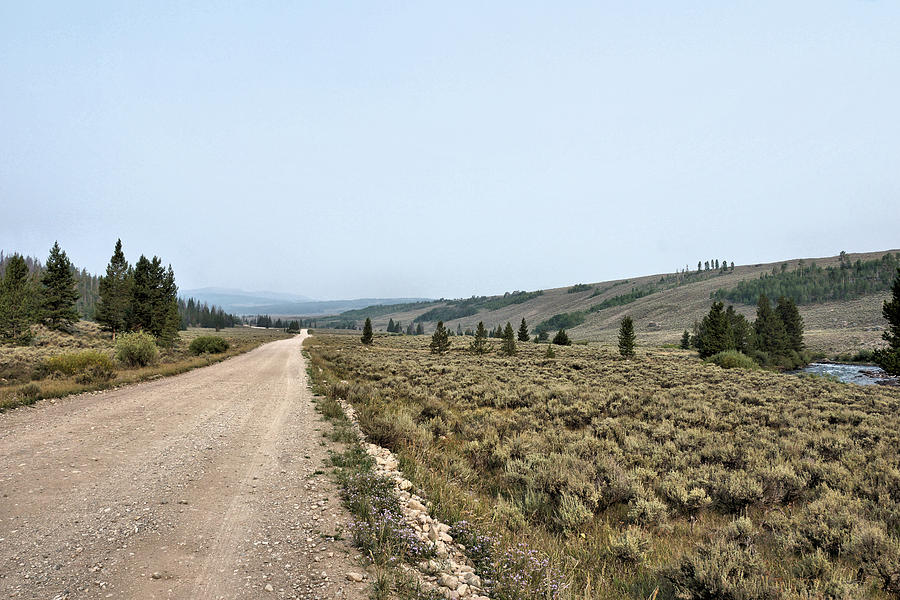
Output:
[[188, 335, 230, 355], [45, 350, 114, 377], [704, 350, 759, 370], [115, 331, 159, 367]]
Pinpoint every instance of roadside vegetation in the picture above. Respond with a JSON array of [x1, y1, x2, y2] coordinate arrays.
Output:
[[0, 239, 241, 347], [305, 332, 900, 599], [0, 324, 288, 411]]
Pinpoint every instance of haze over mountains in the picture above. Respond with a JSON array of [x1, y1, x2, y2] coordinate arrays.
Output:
[[182, 287, 431, 317]]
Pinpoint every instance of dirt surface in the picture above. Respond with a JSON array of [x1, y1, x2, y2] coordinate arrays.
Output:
[[0, 332, 369, 600]]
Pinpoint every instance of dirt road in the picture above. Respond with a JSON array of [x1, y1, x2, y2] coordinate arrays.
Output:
[[0, 333, 369, 599]]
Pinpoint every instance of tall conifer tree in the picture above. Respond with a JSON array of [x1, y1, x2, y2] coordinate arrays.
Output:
[[361, 318, 373, 344], [96, 239, 132, 339], [874, 268, 900, 375], [41, 242, 79, 331], [430, 321, 451, 354], [775, 296, 804, 353], [753, 294, 787, 357], [470, 321, 489, 354], [517, 318, 530, 342], [500, 322, 516, 356], [618, 316, 636, 357], [0, 254, 39, 342]]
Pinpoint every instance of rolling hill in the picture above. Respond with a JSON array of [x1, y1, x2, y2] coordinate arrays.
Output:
[[315, 249, 899, 354]]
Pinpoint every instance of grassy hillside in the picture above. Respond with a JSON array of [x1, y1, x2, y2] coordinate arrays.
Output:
[[318, 250, 898, 354], [306, 333, 900, 600]]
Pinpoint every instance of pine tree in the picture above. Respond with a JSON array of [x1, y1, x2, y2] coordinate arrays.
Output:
[[552, 329, 571, 346], [387, 318, 395, 333], [396, 321, 402, 335], [457, 323, 463, 336], [698, 261, 702, 273], [775, 296, 804, 353], [500, 322, 516, 356], [680, 330, 691, 350], [0, 254, 39, 343], [406, 322, 415, 335], [156, 265, 180, 347], [415, 323, 424, 335], [129, 255, 155, 332], [96, 239, 132, 339], [430, 321, 451, 354], [696, 301, 733, 358], [41, 242, 79, 331], [517, 318, 530, 342], [618, 316, 636, 357], [874, 268, 900, 375], [753, 294, 787, 358], [470, 321, 489, 354], [361, 318, 373, 344], [725, 305, 751, 353]]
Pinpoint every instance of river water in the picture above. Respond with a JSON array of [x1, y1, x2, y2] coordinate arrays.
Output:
[[794, 362, 895, 386]]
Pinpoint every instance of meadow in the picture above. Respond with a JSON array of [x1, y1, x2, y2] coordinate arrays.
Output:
[[0, 322, 290, 410], [305, 333, 900, 600]]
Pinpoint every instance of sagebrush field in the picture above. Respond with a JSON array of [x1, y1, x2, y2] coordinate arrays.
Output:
[[306, 333, 900, 600]]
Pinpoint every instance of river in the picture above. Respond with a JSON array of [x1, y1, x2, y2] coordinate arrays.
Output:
[[794, 362, 896, 386]]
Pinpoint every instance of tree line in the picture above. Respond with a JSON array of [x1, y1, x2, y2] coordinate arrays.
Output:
[[714, 252, 899, 306], [0, 242, 81, 343], [250, 315, 313, 330], [179, 297, 241, 330], [360, 315, 638, 360], [0, 240, 239, 346], [1, 251, 101, 321]]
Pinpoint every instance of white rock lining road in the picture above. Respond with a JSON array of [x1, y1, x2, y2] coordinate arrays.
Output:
[[0, 332, 370, 600], [333, 399, 490, 600]]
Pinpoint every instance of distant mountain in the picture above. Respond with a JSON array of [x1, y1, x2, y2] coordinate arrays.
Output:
[[181, 287, 431, 316], [181, 287, 311, 309]]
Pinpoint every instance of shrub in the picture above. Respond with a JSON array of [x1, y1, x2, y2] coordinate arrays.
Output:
[[45, 351, 115, 377], [557, 492, 592, 530], [723, 516, 756, 547], [608, 527, 651, 566], [705, 350, 759, 370], [552, 329, 571, 346], [626, 492, 668, 526], [667, 539, 784, 600], [115, 331, 159, 367], [188, 335, 230, 355], [19, 382, 41, 404], [795, 488, 861, 556]]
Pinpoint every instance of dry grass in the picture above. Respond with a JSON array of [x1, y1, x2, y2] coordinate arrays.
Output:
[[306, 333, 900, 600], [0, 323, 290, 411]]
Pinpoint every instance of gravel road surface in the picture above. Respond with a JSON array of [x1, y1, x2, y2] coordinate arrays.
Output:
[[0, 332, 368, 599]]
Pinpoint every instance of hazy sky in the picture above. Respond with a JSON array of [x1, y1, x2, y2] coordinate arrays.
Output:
[[2, 2, 898, 300]]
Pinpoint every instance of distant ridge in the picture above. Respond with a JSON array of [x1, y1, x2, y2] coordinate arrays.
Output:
[[315, 249, 899, 353], [181, 287, 431, 316]]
